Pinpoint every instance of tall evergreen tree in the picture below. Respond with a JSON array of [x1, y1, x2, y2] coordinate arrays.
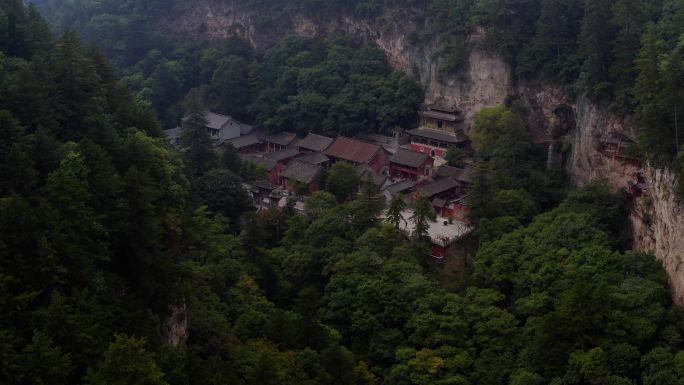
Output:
[[659, 44, 684, 154], [634, 27, 670, 161], [579, 0, 617, 98], [387, 193, 407, 229], [610, 0, 648, 108], [52, 31, 105, 140], [526, 0, 582, 81], [180, 87, 214, 177], [409, 195, 436, 240], [86, 334, 168, 385]]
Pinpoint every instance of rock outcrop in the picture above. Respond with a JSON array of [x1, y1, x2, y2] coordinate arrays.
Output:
[[163, 303, 189, 348]]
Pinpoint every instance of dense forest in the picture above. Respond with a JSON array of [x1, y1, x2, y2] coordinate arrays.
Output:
[[30, 0, 424, 131], [3, 0, 684, 384]]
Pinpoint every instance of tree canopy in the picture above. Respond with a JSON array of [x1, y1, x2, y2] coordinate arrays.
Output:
[[4, 1, 684, 384]]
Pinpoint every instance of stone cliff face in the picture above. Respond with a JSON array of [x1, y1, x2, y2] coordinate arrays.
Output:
[[158, 0, 684, 304], [633, 166, 684, 305], [157, 1, 512, 128], [568, 97, 684, 305]]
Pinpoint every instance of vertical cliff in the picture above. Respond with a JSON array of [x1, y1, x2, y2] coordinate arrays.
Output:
[[563, 96, 684, 304], [156, 1, 512, 128], [632, 166, 684, 304]]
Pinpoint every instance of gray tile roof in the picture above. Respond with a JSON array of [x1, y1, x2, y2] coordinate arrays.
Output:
[[227, 135, 262, 149], [406, 128, 470, 144], [359, 167, 387, 187], [164, 126, 182, 145], [418, 177, 460, 197], [282, 160, 323, 184], [182, 111, 232, 130], [436, 165, 461, 178], [264, 148, 300, 163], [297, 152, 330, 165], [239, 154, 278, 171], [390, 148, 430, 168], [238, 122, 255, 136], [436, 165, 474, 184], [383, 179, 415, 195], [298, 133, 334, 152], [260, 131, 297, 147]]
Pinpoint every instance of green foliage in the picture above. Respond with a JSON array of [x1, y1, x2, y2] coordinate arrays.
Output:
[[517, 0, 582, 82], [324, 161, 360, 202], [410, 194, 436, 240], [86, 334, 167, 385], [444, 145, 466, 168], [29, 1, 425, 133], [468, 105, 565, 223], [180, 88, 214, 177], [30, 0, 684, 184], [473, 187, 674, 383], [387, 193, 407, 228], [492, 189, 540, 223], [578, 0, 616, 98], [208, 55, 251, 120], [5, 2, 684, 385], [251, 36, 423, 136], [194, 169, 251, 228]]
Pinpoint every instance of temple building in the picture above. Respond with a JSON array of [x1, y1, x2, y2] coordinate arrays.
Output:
[[389, 148, 434, 181], [407, 98, 470, 158], [417, 98, 464, 133]]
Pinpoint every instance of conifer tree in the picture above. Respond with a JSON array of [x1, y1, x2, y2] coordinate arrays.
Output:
[[410, 194, 436, 240], [611, 0, 647, 108], [634, 27, 670, 161], [530, 0, 582, 81], [86, 334, 167, 385], [579, 0, 617, 98], [180, 87, 214, 177], [387, 193, 407, 229], [660, 44, 684, 154]]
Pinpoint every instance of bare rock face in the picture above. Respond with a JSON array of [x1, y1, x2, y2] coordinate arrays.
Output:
[[163, 303, 189, 348], [564, 96, 684, 305], [568, 96, 640, 187], [156, 0, 684, 305], [632, 167, 684, 305]]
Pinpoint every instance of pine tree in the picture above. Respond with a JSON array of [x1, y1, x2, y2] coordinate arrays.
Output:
[[180, 87, 214, 177], [579, 0, 617, 98], [0, 110, 28, 194], [410, 195, 436, 240], [387, 193, 407, 229], [16, 331, 73, 385], [45, 150, 108, 287], [467, 162, 493, 223], [52, 31, 105, 140], [634, 27, 670, 161], [86, 334, 168, 385], [611, 0, 647, 109], [659, 44, 684, 154], [351, 175, 384, 231], [223, 144, 242, 173], [532, 0, 583, 81]]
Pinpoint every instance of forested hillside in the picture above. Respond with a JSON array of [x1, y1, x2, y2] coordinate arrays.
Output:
[[32, 0, 684, 191], [4, 0, 684, 384], [29, 0, 424, 130]]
